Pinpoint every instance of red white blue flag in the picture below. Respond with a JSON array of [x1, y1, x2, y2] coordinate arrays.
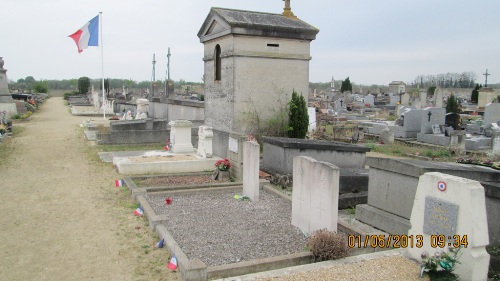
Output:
[[68, 15, 99, 53], [167, 255, 177, 271], [115, 179, 123, 187]]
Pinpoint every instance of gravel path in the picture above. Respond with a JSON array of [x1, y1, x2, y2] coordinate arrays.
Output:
[[145, 189, 307, 266]]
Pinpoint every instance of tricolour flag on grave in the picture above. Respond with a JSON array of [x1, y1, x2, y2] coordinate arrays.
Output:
[[68, 15, 99, 53], [133, 207, 143, 217], [115, 179, 123, 187], [167, 255, 177, 271]]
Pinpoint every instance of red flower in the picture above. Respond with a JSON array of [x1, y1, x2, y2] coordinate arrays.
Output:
[[165, 197, 173, 205]]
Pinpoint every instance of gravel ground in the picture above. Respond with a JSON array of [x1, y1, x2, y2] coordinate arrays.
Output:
[[144, 189, 307, 266], [252, 255, 428, 281]]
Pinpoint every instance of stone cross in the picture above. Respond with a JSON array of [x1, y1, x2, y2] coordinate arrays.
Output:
[[483, 69, 490, 87], [428, 111, 432, 122]]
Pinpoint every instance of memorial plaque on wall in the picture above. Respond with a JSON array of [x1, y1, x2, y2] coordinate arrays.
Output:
[[229, 137, 238, 153], [423, 196, 459, 238]]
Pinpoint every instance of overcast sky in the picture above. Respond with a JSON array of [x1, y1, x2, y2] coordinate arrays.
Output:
[[2, 0, 499, 86]]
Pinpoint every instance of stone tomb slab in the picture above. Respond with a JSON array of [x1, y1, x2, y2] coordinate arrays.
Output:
[[423, 196, 458, 237]]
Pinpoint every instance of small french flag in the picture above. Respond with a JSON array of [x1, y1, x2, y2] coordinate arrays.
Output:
[[167, 255, 177, 271], [115, 179, 123, 187], [133, 207, 143, 217]]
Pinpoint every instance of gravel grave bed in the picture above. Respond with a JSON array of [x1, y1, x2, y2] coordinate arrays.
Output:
[[135, 175, 230, 187], [144, 189, 307, 266]]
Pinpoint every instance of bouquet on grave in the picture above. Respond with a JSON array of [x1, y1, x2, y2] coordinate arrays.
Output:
[[215, 158, 231, 171], [420, 247, 461, 280]]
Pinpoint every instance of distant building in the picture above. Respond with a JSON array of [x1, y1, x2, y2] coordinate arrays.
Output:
[[389, 81, 406, 94]]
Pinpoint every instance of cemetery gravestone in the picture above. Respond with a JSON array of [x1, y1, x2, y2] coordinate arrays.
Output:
[[434, 87, 443, 108], [420, 107, 445, 134], [379, 127, 394, 144], [401, 93, 410, 106], [243, 141, 260, 201], [478, 88, 494, 108], [407, 172, 490, 281], [308, 107, 316, 133], [364, 95, 374, 107], [483, 103, 500, 130], [135, 98, 149, 119], [168, 120, 194, 153], [291, 156, 339, 235], [420, 90, 428, 107], [197, 126, 213, 158]]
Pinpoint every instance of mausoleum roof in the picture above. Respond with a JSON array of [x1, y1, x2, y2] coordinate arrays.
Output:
[[198, 7, 319, 42]]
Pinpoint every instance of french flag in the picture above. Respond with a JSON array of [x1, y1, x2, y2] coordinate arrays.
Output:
[[167, 255, 177, 271], [115, 179, 123, 187], [68, 15, 99, 53]]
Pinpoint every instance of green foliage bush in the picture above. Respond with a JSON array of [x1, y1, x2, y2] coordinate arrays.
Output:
[[25, 103, 36, 112], [307, 229, 350, 261], [288, 90, 308, 139], [32, 81, 48, 93], [78, 76, 91, 94]]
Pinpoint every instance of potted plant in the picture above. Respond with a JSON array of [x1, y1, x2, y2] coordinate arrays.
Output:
[[420, 247, 461, 281]]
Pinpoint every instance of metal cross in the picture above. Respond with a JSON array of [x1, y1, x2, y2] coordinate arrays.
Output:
[[483, 69, 490, 87], [166, 47, 171, 80], [428, 111, 432, 122]]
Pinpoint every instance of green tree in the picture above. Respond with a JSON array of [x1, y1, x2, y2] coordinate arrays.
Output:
[[340, 77, 352, 93], [32, 81, 48, 93], [470, 84, 481, 104], [77, 76, 91, 94], [427, 86, 436, 96], [446, 94, 460, 114], [288, 90, 309, 139]]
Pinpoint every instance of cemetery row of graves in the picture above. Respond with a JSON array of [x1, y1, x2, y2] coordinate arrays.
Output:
[[61, 80, 500, 280]]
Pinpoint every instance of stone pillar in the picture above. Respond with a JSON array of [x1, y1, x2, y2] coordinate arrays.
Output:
[[243, 141, 260, 202], [407, 172, 490, 281], [168, 120, 194, 153], [197, 126, 213, 158], [450, 131, 466, 155], [491, 129, 500, 155], [0, 57, 17, 117], [291, 156, 339, 235], [135, 98, 149, 119]]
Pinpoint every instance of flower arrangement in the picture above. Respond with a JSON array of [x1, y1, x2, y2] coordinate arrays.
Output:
[[420, 247, 461, 280], [215, 158, 231, 171]]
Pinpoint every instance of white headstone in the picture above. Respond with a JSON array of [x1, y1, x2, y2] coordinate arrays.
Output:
[[401, 93, 410, 106], [434, 87, 443, 108], [292, 156, 339, 235], [197, 126, 213, 158], [407, 172, 490, 281], [168, 120, 194, 153], [243, 141, 260, 202], [364, 94, 375, 107], [135, 98, 149, 119], [483, 103, 500, 130], [420, 90, 428, 107], [307, 107, 316, 133]]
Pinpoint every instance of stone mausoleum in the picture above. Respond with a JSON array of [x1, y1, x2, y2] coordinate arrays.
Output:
[[197, 3, 319, 160]]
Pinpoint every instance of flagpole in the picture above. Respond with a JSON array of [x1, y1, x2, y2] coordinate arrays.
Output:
[[99, 11, 105, 119]]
